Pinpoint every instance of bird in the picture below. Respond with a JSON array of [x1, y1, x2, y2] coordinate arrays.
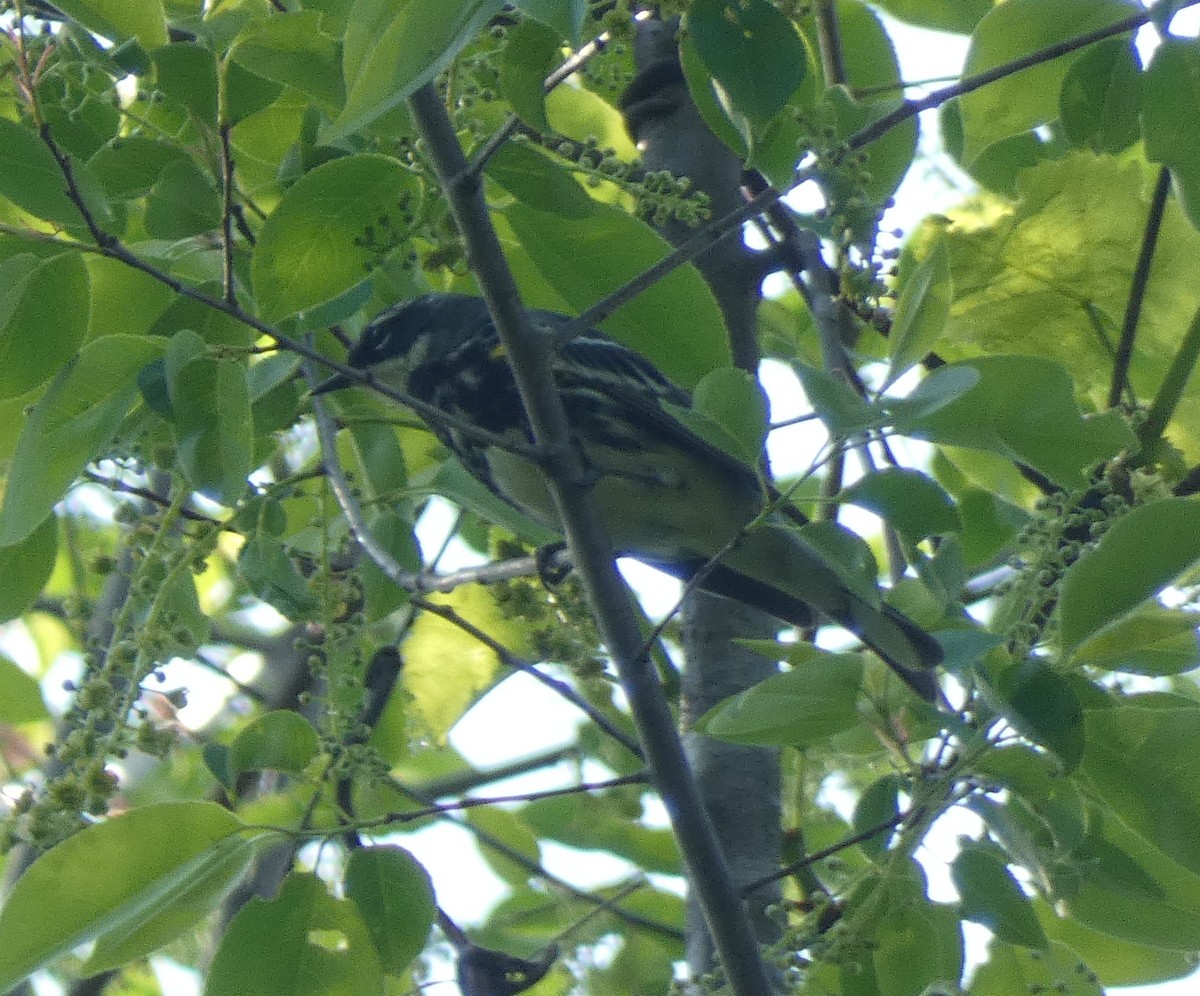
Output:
[[312, 293, 942, 699]]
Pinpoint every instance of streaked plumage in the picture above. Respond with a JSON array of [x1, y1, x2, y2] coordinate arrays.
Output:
[[314, 293, 942, 699]]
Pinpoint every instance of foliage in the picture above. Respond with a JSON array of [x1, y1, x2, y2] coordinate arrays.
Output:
[[0, 0, 1198, 994]]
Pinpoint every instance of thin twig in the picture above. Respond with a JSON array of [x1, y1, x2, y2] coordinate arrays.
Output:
[[412, 596, 644, 759], [1108, 166, 1171, 408], [362, 772, 649, 825], [739, 811, 909, 895], [219, 124, 238, 305]]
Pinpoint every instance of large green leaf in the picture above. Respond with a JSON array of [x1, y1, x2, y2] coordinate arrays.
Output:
[[1062, 794, 1200, 950], [898, 355, 1135, 490], [885, 237, 952, 389], [0, 335, 164, 547], [152, 42, 218, 127], [229, 11, 345, 110], [327, 0, 504, 142], [0, 652, 50, 724], [688, 0, 807, 140], [1059, 38, 1141, 154], [207, 873, 383, 996], [228, 711, 321, 779], [170, 354, 254, 504], [0, 119, 110, 229], [1080, 701, 1200, 877], [344, 847, 435, 974], [1071, 605, 1200, 676], [504, 198, 730, 389], [696, 652, 863, 747], [44, 0, 168, 50], [1143, 37, 1200, 226], [869, 0, 990, 33], [0, 252, 88, 399], [0, 803, 252, 989], [252, 153, 417, 321], [0, 516, 57, 624], [926, 154, 1200, 458], [952, 844, 1048, 949], [959, 0, 1136, 163], [970, 939, 1103, 995], [1036, 899, 1200, 988], [1060, 499, 1200, 655]]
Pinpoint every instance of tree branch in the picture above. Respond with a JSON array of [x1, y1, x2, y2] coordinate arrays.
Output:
[[1108, 165, 1172, 409], [407, 81, 775, 995]]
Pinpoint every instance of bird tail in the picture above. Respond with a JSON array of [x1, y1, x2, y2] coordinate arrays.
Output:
[[707, 525, 943, 701]]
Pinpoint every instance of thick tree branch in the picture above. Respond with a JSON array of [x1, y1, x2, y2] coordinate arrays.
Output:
[[407, 81, 775, 995]]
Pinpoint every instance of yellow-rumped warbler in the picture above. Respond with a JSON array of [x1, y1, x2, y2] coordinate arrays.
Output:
[[314, 293, 942, 698]]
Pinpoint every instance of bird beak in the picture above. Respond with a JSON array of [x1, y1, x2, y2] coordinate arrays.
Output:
[[309, 371, 353, 396]]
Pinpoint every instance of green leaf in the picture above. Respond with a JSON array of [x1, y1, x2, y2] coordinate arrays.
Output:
[[229, 711, 321, 778], [207, 873, 383, 996], [1080, 701, 1200, 877], [841, 468, 961, 542], [0, 119, 109, 229], [238, 536, 317, 620], [361, 510, 419, 622], [0, 252, 88, 399], [1062, 811, 1200, 950], [691, 367, 769, 463], [807, 2, 916, 203], [953, 844, 1048, 949], [252, 154, 417, 321], [144, 159, 221, 239], [688, 0, 807, 138], [402, 584, 525, 741], [885, 237, 951, 389], [514, 0, 587, 45], [929, 154, 1200, 459], [44, 0, 168, 50], [467, 805, 543, 886], [484, 141, 594, 219], [1037, 899, 1200, 988], [970, 939, 1104, 996], [505, 199, 730, 388], [959, 0, 1136, 163], [899, 355, 1136, 490], [873, 873, 964, 996], [0, 803, 249, 990], [0, 653, 49, 724], [170, 355, 253, 504], [84, 255, 175, 339], [499, 17, 558, 131], [83, 834, 262, 974], [869, 0, 990, 34], [1060, 499, 1200, 655], [1059, 37, 1141, 154], [327, 0, 505, 142], [152, 43, 218, 127], [793, 362, 880, 435], [0, 335, 164, 547], [853, 775, 900, 861], [1072, 605, 1200, 676], [87, 136, 191, 199], [697, 653, 863, 747], [344, 847, 435, 974], [994, 659, 1085, 771], [1144, 37, 1200, 226], [229, 11, 345, 110]]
